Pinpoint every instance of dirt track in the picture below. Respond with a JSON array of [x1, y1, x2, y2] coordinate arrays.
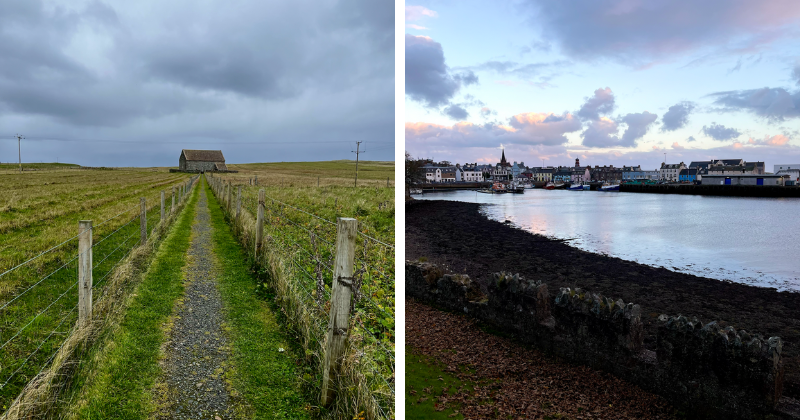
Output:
[[406, 199, 800, 397]]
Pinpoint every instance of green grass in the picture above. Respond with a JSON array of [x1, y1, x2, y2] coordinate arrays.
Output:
[[64, 183, 199, 419], [0, 162, 80, 172], [205, 180, 313, 419], [405, 348, 465, 420]]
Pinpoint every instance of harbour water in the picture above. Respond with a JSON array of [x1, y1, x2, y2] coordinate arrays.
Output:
[[417, 189, 800, 291]]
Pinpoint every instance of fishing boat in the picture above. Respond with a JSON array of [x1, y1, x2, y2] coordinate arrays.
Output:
[[599, 183, 620, 191], [544, 182, 555, 190], [508, 182, 525, 194], [568, 183, 584, 191], [582, 184, 591, 190], [553, 183, 567, 190]]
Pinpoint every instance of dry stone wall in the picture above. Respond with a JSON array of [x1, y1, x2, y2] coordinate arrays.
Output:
[[406, 261, 784, 419]]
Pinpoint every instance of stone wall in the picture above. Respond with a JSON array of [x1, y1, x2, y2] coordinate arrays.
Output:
[[406, 261, 785, 419]]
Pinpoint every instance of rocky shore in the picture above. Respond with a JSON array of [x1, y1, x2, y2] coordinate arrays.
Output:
[[406, 199, 800, 398]]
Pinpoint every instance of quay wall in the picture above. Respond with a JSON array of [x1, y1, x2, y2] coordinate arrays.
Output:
[[406, 261, 785, 419], [620, 183, 800, 198]]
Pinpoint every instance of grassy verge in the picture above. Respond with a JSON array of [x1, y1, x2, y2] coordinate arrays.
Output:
[[62, 181, 199, 419], [406, 348, 465, 420], [205, 179, 313, 419]]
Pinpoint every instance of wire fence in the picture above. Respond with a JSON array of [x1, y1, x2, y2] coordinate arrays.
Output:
[[0, 176, 197, 408], [209, 174, 394, 419]]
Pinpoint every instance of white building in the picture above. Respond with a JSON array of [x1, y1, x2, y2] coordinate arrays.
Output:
[[660, 162, 686, 181], [774, 164, 800, 173]]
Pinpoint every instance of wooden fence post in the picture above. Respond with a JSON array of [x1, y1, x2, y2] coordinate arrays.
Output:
[[236, 186, 241, 221], [255, 189, 265, 258], [140, 197, 147, 246], [78, 220, 93, 327], [227, 181, 232, 210], [160, 191, 165, 221], [171, 187, 175, 212], [320, 217, 358, 406], [255, 175, 258, 186]]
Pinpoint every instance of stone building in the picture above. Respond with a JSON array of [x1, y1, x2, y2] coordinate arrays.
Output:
[[179, 149, 228, 172]]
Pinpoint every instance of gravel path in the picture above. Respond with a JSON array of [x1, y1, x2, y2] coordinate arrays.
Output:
[[154, 186, 234, 420]]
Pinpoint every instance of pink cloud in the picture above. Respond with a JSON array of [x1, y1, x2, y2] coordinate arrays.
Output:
[[406, 24, 429, 30], [672, 142, 684, 149], [406, 5, 437, 21]]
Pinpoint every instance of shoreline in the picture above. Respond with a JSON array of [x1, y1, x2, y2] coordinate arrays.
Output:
[[406, 199, 800, 397]]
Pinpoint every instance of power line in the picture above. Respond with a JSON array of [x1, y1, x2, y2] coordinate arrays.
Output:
[[352, 141, 364, 187]]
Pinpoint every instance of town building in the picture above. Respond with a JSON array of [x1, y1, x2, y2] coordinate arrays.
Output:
[[459, 163, 483, 182], [660, 162, 686, 181], [774, 164, 800, 173], [679, 168, 699, 183], [590, 165, 623, 183], [702, 174, 786, 186], [179, 149, 228, 172]]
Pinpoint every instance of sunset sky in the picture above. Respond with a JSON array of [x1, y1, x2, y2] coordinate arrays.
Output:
[[405, 0, 800, 170]]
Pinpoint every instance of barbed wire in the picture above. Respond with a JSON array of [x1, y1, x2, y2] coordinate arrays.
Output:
[[0, 278, 79, 352], [0, 303, 78, 390], [0, 253, 79, 313]]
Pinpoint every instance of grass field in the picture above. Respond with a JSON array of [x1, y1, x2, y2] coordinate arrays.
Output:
[[0, 167, 192, 408], [211, 160, 395, 418]]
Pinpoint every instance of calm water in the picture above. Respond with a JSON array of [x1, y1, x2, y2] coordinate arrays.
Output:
[[417, 189, 800, 291]]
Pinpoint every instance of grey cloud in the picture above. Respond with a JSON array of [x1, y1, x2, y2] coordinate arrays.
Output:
[[620, 111, 658, 145], [702, 123, 741, 140], [581, 118, 620, 148], [792, 63, 800, 85], [520, 1, 800, 64], [0, 0, 394, 165], [577, 87, 615, 121], [687, 135, 697, 142], [660, 101, 695, 132], [454, 71, 479, 86], [709, 87, 800, 121], [406, 34, 469, 107], [444, 104, 469, 120]]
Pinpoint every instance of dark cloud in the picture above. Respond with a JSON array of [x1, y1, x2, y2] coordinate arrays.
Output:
[[708, 87, 800, 121], [702, 123, 742, 140], [660, 101, 695, 132], [406, 34, 470, 107], [521, 1, 800, 64], [444, 104, 469, 120], [580, 111, 657, 148], [580, 118, 619, 148], [794, 63, 800, 85], [577, 87, 615, 121], [620, 111, 658, 145], [0, 0, 394, 165], [687, 135, 697, 142]]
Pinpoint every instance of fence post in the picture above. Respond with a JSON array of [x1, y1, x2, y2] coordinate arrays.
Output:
[[160, 191, 165, 221], [171, 187, 175, 213], [320, 217, 358, 406], [255, 189, 265, 258], [236, 186, 241, 220], [255, 175, 258, 186], [227, 181, 232, 211], [140, 197, 147, 246], [78, 220, 93, 327]]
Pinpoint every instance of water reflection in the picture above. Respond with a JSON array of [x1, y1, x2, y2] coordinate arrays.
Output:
[[416, 189, 800, 291]]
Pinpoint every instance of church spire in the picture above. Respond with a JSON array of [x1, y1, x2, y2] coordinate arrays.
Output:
[[500, 148, 507, 165]]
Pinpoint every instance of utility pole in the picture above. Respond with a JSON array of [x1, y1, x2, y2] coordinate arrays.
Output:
[[16, 134, 24, 173], [352, 141, 364, 188]]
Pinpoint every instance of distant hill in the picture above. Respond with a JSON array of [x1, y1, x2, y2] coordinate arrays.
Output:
[[0, 162, 81, 171]]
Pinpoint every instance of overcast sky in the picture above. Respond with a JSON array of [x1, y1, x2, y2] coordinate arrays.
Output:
[[405, 0, 800, 170], [0, 0, 394, 167]]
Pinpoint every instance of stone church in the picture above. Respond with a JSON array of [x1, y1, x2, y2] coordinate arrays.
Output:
[[178, 149, 228, 172]]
